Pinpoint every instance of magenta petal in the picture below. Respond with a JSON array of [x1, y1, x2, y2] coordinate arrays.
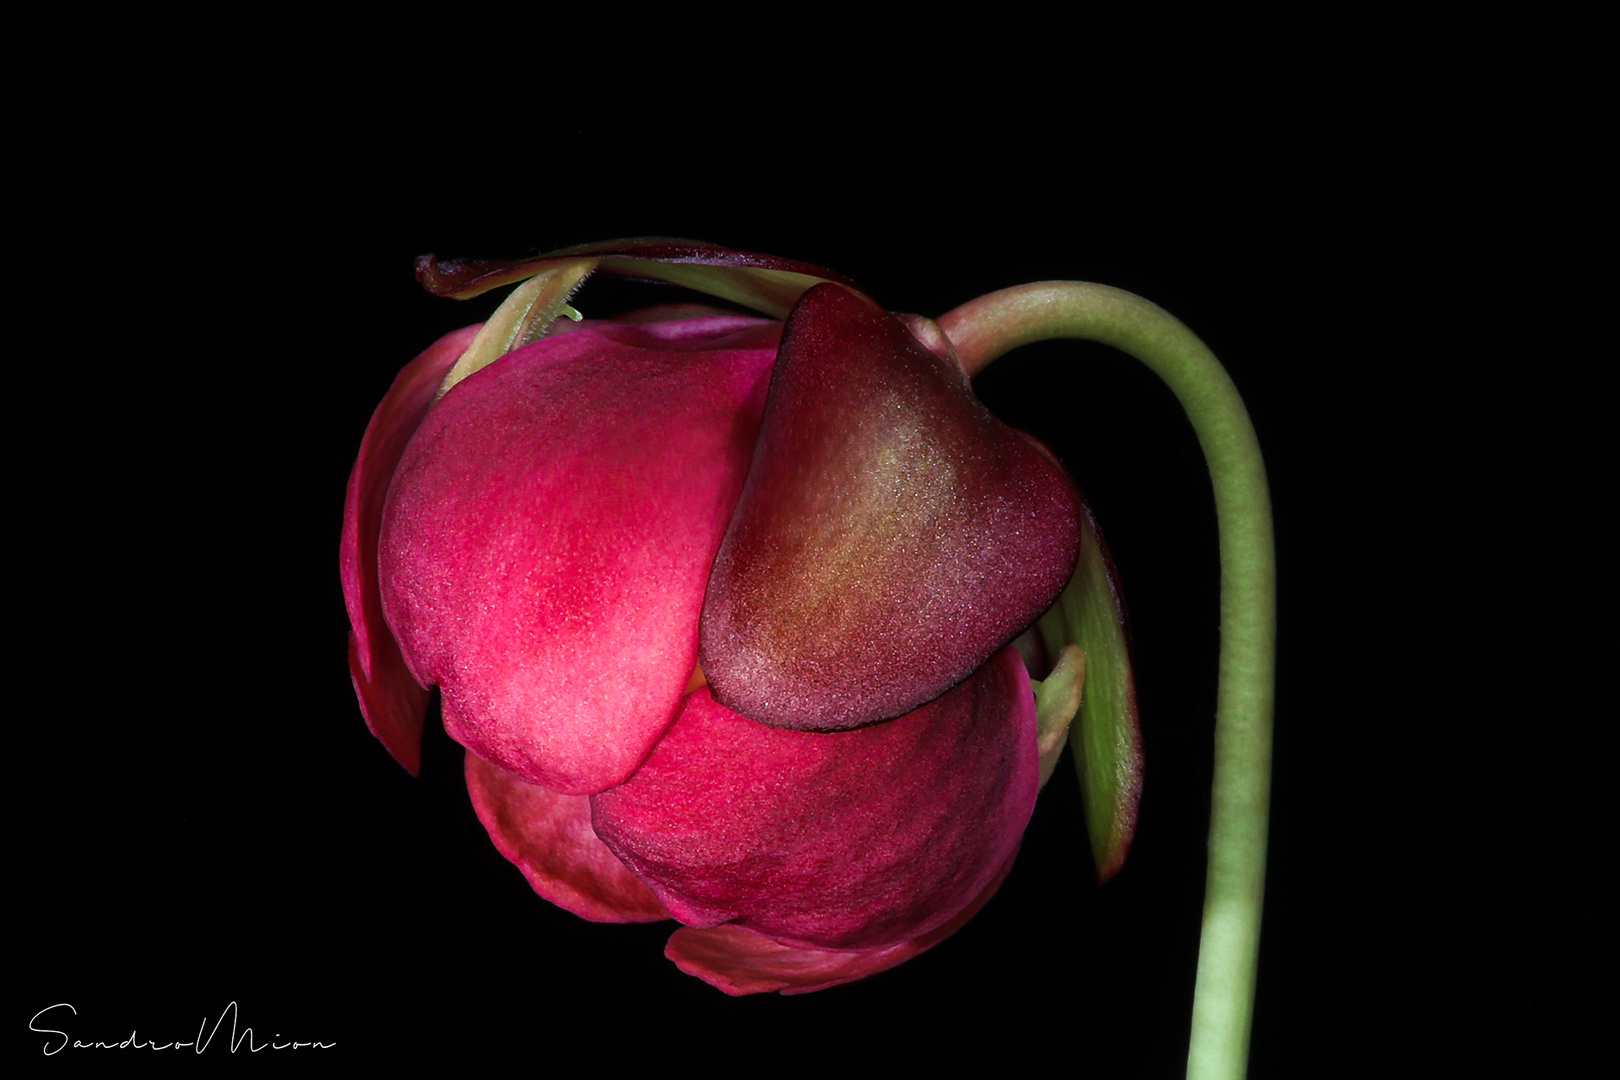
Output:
[[665, 852, 1016, 995], [591, 646, 1037, 951], [379, 317, 779, 794], [465, 752, 668, 922], [346, 636, 429, 774], [341, 324, 480, 773], [700, 283, 1082, 730]]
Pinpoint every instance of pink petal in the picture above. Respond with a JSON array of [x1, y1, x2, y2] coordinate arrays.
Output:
[[341, 324, 480, 774], [590, 646, 1038, 952], [464, 752, 668, 922], [665, 851, 1016, 995], [700, 283, 1081, 731], [379, 316, 779, 794]]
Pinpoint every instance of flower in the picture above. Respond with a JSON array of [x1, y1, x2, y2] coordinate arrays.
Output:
[[342, 240, 1114, 993]]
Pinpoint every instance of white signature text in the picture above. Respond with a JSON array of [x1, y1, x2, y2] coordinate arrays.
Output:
[[29, 1002, 335, 1055]]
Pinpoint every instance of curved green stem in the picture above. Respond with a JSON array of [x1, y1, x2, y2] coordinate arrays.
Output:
[[939, 283, 1275, 1080]]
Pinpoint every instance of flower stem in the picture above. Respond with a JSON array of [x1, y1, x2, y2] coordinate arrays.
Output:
[[940, 283, 1275, 1080]]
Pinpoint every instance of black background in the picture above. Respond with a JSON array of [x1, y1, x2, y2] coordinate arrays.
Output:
[[18, 11, 1604, 1075]]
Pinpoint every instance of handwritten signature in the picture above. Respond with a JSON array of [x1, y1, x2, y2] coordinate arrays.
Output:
[[28, 1002, 335, 1055]]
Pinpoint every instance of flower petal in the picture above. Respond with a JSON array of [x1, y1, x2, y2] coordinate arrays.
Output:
[[464, 752, 668, 922], [590, 645, 1038, 951], [380, 316, 779, 794], [417, 237, 862, 319], [700, 283, 1082, 731], [341, 324, 480, 774], [664, 851, 1016, 995]]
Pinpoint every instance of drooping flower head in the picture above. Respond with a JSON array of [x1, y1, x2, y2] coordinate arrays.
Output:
[[342, 239, 1139, 993]]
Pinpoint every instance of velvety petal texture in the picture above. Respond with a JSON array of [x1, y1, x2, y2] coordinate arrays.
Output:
[[465, 753, 668, 922], [344, 242, 1111, 995], [664, 852, 1016, 995], [701, 283, 1081, 731], [379, 316, 779, 794], [342, 324, 481, 774], [590, 645, 1038, 951]]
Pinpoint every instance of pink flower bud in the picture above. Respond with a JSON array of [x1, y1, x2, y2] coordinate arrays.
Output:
[[342, 240, 1092, 993]]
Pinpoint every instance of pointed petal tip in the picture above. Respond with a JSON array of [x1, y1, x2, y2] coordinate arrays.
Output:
[[347, 634, 425, 775], [1038, 497, 1143, 883]]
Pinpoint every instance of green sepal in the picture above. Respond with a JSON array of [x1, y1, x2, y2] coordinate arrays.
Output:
[[1037, 501, 1142, 882], [416, 238, 859, 320], [435, 258, 597, 400], [1030, 643, 1085, 790]]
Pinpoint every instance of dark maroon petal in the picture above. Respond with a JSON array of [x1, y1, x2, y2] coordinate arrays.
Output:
[[699, 283, 1082, 731], [664, 851, 1016, 995], [465, 753, 669, 923], [341, 323, 480, 773], [379, 317, 779, 794], [590, 646, 1037, 952], [416, 238, 861, 319]]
